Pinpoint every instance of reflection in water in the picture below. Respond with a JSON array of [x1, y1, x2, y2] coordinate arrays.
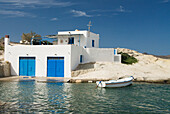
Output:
[[0, 82, 169, 113], [45, 82, 66, 113]]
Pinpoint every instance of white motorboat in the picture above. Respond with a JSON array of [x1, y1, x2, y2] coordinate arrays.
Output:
[[96, 76, 134, 88]]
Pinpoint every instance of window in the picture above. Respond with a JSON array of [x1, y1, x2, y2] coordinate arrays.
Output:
[[68, 37, 74, 44], [80, 55, 83, 63], [92, 40, 95, 47]]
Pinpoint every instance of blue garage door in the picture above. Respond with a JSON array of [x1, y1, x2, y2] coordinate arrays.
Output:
[[19, 57, 35, 76], [47, 57, 64, 77]]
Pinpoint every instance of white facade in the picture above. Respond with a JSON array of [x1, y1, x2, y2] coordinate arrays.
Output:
[[4, 30, 121, 77], [5, 45, 72, 77], [70, 46, 121, 70], [54, 30, 99, 48]]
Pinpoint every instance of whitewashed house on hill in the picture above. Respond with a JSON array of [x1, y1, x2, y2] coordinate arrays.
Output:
[[4, 30, 121, 78]]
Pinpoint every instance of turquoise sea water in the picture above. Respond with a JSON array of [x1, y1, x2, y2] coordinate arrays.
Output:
[[0, 81, 169, 113]]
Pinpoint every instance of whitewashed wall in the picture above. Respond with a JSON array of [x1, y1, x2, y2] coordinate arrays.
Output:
[[5, 37, 120, 77], [58, 30, 99, 48], [83, 48, 115, 63], [71, 46, 84, 70], [58, 35, 86, 47], [5, 45, 72, 77], [86, 32, 99, 48], [71, 47, 121, 70]]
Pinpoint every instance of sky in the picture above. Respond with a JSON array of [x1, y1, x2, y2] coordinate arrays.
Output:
[[0, 0, 170, 55]]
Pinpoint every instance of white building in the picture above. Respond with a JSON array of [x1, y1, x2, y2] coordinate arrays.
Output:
[[47, 29, 99, 48], [4, 30, 121, 78]]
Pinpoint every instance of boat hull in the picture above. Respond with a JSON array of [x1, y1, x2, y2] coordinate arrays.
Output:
[[105, 80, 132, 88], [96, 76, 134, 88]]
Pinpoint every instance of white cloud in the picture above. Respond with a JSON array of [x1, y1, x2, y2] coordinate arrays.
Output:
[[71, 10, 91, 17], [162, 0, 169, 3], [0, 0, 73, 17], [89, 6, 132, 16], [116, 5, 131, 13], [0, 0, 73, 9], [50, 18, 58, 21], [0, 10, 35, 17], [119, 6, 125, 12], [90, 9, 114, 13]]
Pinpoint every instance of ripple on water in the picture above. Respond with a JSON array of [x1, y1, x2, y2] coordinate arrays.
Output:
[[0, 82, 169, 113]]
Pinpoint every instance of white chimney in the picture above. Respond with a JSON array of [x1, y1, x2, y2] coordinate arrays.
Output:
[[4, 35, 9, 46], [4, 35, 10, 62]]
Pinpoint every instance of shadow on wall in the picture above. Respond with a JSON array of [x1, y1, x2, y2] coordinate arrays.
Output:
[[74, 62, 96, 71], [10, 64, 17, 76], [82, 48, 93, 64]]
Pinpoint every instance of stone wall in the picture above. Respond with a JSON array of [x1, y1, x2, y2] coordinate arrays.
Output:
[[0, 50, 4, 61], [0, 61, 11, 77]]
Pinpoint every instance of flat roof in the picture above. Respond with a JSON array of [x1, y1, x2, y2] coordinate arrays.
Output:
[[46, 34, 83, 38], [46, 30, 98, 38]]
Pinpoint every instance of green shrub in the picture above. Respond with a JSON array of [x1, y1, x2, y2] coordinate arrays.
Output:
[[118, 52, 138, 64], [0, 46, 4, 50]]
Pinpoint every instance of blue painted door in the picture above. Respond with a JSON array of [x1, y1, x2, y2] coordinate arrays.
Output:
[[47, 57, 64, 77], [27, 59, 35, 76], [19, 59, 28, 76], [19, 57, 35, 76], [47, 59, 56, 77]]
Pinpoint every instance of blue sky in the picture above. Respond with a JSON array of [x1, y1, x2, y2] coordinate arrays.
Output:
[[0, 0, 170, 55]]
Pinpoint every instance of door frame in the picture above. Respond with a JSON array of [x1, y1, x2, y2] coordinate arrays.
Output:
[[18, 56, 36, 76], [46, 56, 65, 77]]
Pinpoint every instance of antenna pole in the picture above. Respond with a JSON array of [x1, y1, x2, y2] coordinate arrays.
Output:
[[87, 21, 92, 32], [87, 21, 92, 37]]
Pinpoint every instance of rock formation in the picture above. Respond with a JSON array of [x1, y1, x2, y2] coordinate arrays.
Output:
[[72, 48, 170, 83]]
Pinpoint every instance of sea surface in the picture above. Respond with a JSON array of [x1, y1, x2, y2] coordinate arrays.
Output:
[[0, 81, 169, 113]]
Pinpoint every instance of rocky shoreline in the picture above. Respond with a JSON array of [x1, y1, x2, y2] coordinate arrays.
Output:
[[71, 48, 170, 84], [0, 48, 170, 84], [69, 79, 170, 84], [0, 76, 170, 84]]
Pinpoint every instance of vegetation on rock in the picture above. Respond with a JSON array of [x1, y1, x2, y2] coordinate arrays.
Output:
[[118, 52, 138, 64], [0, 37, 4, 50], [0, 46, 3, 50]]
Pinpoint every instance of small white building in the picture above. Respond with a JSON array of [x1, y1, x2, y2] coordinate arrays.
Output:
[[47, 29, 99, 48], [4, 30, 121, 78]]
